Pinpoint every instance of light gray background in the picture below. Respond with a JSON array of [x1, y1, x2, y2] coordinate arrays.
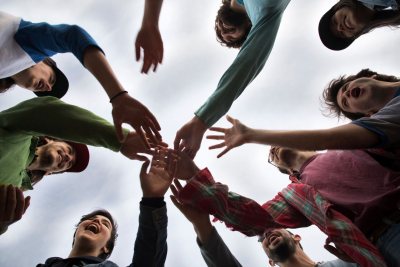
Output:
[[1, 0, 399, 266]]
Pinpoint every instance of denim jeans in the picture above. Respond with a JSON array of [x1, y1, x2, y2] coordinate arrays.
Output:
[[376, 223, 400, 267]]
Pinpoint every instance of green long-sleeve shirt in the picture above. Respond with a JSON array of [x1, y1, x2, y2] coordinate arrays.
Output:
[[195, 0, 290, 126], [0, 96, 123, 190]]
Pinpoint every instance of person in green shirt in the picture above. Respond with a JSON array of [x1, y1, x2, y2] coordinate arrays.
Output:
[[0, 96, 151, 234]]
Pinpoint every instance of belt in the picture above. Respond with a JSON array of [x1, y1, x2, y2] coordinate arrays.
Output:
[[369, 208, 400, 244]]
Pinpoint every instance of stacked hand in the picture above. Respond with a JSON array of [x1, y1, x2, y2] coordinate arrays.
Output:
[[140, 149, 177, 197], [170, 179, 212, 244], [0, 185, 31, 234], [112, 92, 162, 148], [207, 115, 250, 158], [174, 116, 208, 159]]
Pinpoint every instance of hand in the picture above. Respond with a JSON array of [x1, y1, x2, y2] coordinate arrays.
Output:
[[111, 92, 161, 147], [0, 185, 31, 233], [170, 179, 210, 227], [120, 132, 153, 161], [140, 149, 177, 197], [174, 116, 208, 159], [135, 26, 163, 74], [174, 150, 200, 180], [206, 115, 250, 158]]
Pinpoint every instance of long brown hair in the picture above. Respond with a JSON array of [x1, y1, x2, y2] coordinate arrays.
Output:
[[335, 0, 400, 37]]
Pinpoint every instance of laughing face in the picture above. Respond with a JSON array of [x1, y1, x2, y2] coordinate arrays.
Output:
[[74, 215, 113, 256], [34, 139, 76, 174], [336, 77, 390, 116], [11, 62, 56, 92], [330, 6, 367, 39], [262, 229, 298, 263]]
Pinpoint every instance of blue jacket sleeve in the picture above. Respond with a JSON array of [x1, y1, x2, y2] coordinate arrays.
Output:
[[130, 204, 168, 267], [14, 19, 103, 64]]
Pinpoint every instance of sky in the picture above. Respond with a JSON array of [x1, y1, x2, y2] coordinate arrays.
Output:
[[1, 0, 400, 266]]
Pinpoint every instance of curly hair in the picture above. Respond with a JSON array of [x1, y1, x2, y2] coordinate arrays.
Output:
[[215, 0, 252, 48], [322, 68, 400, 120]]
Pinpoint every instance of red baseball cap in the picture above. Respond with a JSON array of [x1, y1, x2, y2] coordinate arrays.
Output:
[[66, 141, 90, 173]]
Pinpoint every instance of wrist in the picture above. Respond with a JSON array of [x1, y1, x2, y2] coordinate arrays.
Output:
[[192, 116, 208, 133], [109, 90, 128, 103], [194, 219, 213, 244]]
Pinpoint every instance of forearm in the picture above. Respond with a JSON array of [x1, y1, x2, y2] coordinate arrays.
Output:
[[197, 227, 243, 267], [83, 47, 125, 99], [131, 202, 167, 267], [195, 11, 284, 127], [141, 0, 163, 29], [244, 124, 380, 151], [0, 97, 124, 151], [193, 217, 213, 245], [178, 168, 281, 236]]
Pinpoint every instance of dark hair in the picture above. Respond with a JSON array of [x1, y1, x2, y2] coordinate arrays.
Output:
[[73, 209, 118, 260], [215, 0, 252, 48], [333, 0, 400, 38], [0, 58, 55, 93], [322, 68, 400, 120]]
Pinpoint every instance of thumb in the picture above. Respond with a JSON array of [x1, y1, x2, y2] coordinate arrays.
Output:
[[113, 121, 124, 142], [140, 160, 151, 177]]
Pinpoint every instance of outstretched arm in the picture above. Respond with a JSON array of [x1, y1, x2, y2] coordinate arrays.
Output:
[[82, 47, 161, 147], [170, 180, 243, 267], [174, 4, 289, 157], [207, 115, 379, 157], [131, 150, 176, 266], [135, 0, 164, 74]]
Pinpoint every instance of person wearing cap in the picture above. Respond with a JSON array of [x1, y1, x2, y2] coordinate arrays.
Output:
[[0, 10, 161, 148], [319, 0, 400, 51], [0, 96, 155, 236]]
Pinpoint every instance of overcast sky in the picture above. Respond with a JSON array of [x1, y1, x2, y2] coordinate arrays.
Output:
[[1, 0, 400, 266]]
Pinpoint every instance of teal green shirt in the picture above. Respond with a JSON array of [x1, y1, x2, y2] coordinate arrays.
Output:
[[195, 0, 291, 126], [0, 96, 124, 190]]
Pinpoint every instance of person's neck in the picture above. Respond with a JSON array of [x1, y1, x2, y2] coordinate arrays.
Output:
[[280, 250, 317, 267], [68, 246, 100, 259], [292, 151, 317, 172]]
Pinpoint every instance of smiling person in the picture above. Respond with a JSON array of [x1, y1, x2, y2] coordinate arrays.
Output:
[[169, 144, 400, 266], [319, 0, 400, 51], [136, 0, 290, 158], [0, 10, 161, 147], [206, 68, 400, 157], [37, 152, 175, 267], [0, 96, 156, 236], [171, 190, 357, 267]]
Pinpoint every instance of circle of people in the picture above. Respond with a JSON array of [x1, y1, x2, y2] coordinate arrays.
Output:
[[1, 0, 399, 266]]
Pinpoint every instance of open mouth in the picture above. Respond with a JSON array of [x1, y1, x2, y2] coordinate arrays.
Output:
[[350, 87, 361, 98], [86, 224, 99, 234], [266, 233, 281, 247]]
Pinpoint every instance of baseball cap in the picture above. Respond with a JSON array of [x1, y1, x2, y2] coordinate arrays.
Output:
[[34, 58, 69, 99], [66, 141, 90, 173], [318, 6, 355, 51]]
